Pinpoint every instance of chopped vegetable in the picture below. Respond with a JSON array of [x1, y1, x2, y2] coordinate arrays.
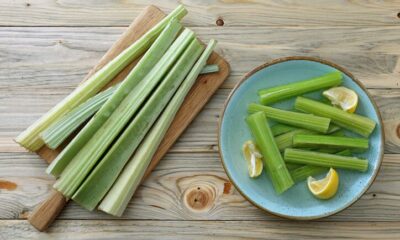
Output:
[[275, 129, 315, 151], [295, 96, 376, 137], [72, 39, 204, 210], [258, 71, 342, 105], [15, 5, 187, 151], [284, 148, 368, 172], [271, 124, 297, 136], [246, 112, 294, 194], [98, 40, 217, 216], [248, 103, 331, 133], [200, 64, 219, 74], [293, 134, 369, 152]]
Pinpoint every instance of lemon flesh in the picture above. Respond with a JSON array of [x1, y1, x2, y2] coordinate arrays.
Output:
[[242, 140, 263, 178], [307, 168, 339, 199], [323, 86, 358, 113]]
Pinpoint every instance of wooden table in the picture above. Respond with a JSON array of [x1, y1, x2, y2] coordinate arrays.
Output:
[[0, 1, 399, 239]]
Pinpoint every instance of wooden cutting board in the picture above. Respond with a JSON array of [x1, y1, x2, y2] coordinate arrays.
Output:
[[28, 5, 230, 231]]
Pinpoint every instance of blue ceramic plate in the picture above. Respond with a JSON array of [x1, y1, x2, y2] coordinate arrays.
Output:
[[219, 57, 384, 219]]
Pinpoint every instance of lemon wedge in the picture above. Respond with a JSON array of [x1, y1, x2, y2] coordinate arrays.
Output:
[[323, 86, 358, 113], [307, 168, 339, 199], [242, 140, 263, 178]]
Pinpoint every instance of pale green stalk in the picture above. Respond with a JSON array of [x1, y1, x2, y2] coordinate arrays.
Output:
[[284, 148, 368, 172], [98, 40, 217, 216], [47, 19, 183, 177], [72, 39, 204, 211], [295, 96, 376, 137], [248, 103, 331, 133], [200, 64, 219, 74], [246, 112, 294, 194], [293, 134, 369, 151], [54, 28, 195, 198], [15, 5, 187, 151], [41, 84, 119, 149], [258, 71, 342, 105]]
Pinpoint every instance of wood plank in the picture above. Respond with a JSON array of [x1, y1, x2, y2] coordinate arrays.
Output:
[[2, 89, 400, 154], [0, 0, 399, 27], [0, 152, 399, 221], [1, 220, 400, 239], [1, 26, 399, 90]]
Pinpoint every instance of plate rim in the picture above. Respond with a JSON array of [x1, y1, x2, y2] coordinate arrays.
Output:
[[217, 56, 385, 220]]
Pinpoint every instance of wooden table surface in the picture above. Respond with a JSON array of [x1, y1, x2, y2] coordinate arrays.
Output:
[[1, 1, 400, 239]]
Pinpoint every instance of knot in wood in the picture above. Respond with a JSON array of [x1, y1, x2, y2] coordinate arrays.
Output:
[[183, 184, 215, 212]]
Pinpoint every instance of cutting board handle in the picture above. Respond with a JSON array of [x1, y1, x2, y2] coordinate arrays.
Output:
[[28, 190, 67, 231]]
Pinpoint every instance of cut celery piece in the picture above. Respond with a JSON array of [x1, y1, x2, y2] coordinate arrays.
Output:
[[15, 5, 187, 151], [41, 84, 119, 149], [72, 39, 204, 211], [271, 124, 297, 136], [200, 64, 219, 74], [246, 112, 294, 194], [275, 129, 316, 151], [284, 148, 368, 172], [295, 96, 376, 137], [53, 28, 195, 198], [248, 103, 330, 133], [258, 71, 342, 105], [98, 40, 217, 216], [47, 19, 183, 177], [293, 134, 369, 151]]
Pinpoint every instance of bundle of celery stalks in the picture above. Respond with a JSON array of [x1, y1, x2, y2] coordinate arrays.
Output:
[[16, 5, 219, 216], [246, 71, 376, 195]]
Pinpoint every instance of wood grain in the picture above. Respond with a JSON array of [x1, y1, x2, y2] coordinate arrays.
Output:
[[0, 0, 399, 27], [1, 26, 399, 90], [1, 220, 400, 239], [0, 152, 399, 221], [2, 89, 399, 154]]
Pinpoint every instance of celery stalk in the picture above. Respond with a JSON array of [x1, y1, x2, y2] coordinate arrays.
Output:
[[47, 19, 183, 177], [246, 112, 294, 194], [54, 28, 195, 198], [258, 71, 342, 105], [284, 148, 368, 172], [271, 124, 297, 136], [275, 129, 315, 151], [295, 97, 376, 137], [15, 5, 187, 151], [72, 39, 204, 210], [41, 84, 119, 149], [98, 40, 217, 216], [293, 134, 369, 151], [248, 103, 331, 133], [200, 64, 219, 74]]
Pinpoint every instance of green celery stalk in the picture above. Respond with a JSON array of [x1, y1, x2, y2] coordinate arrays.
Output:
[[98, 40, 217, 216], [295, 97, 376, 137], [286, 163, 302, 171], [293, 134, 369, 151], [246, 112, 294, 194], [327, 124, 341, 134], [72, 39, 204, 211], [41, 84, 119, 149], [284, 148, 368, 172], [47, 19, 183, 177], [258, 71, 342, 105], [15, 5, 187, 151], [289, 148, 353, 182], [275, 129, 315, 151], [271, 124, 297, 136], [200, 64, 219, 74], [54, 28, 195, 198], [290, 165, 327, 183], [248, 103, 331, 133]]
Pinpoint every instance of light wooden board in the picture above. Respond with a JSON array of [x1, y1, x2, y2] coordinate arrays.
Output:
[[0, 152, 399, 221], [1, 0, 400, 238], [0, 0, 399, 26]]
